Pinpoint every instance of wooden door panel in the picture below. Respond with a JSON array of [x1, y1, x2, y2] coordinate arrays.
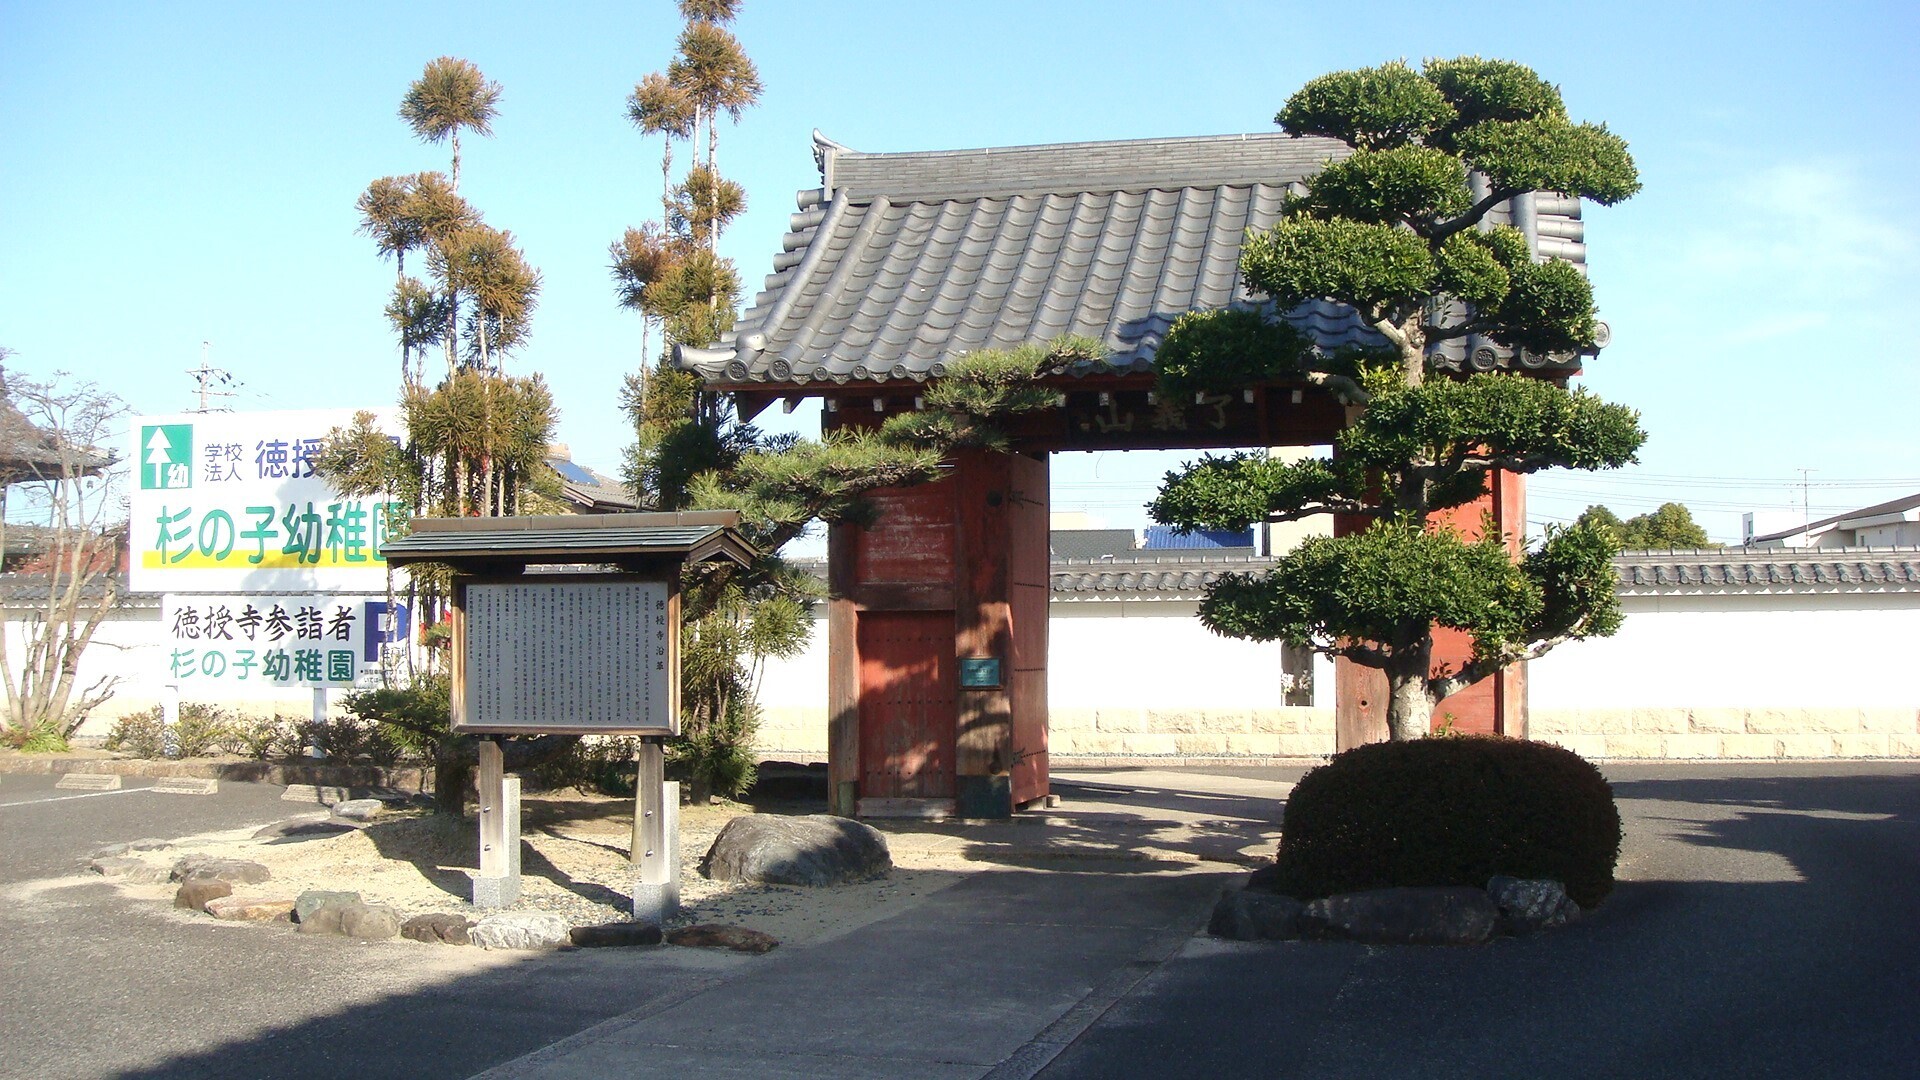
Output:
[[857, 610, 957, 799]]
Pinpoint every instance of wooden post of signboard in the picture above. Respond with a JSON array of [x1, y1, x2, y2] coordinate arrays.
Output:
[[631, 737, 677, 925], [474, 737, 522, 908]]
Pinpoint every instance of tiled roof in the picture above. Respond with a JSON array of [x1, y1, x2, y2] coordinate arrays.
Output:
[[1051, 554, 1279, 600], [380, 512, 755, 569], [677, 130, 1590, 387], [1614, 548, 1920, 592]]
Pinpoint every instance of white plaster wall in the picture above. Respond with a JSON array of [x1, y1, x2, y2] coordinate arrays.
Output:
[[1531, 592, 1920, 710]]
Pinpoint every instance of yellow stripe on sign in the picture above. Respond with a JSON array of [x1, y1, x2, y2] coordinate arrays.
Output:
[[140, 551, 384, 569]]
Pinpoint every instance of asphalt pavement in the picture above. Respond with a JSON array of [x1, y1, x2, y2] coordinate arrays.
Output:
[[2, 762, 1916, 1079]]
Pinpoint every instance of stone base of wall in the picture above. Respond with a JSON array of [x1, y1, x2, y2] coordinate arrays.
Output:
[[754, 705, 1338, 761], [1530, 707, 1920, 759]]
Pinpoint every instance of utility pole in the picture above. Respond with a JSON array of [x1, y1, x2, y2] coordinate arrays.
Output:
[[1796, 468, 1815, 530], [188, 341, 236, 412]]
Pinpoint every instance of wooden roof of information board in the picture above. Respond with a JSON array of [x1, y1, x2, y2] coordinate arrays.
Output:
[[380, 511, 757, 572], [676, 130, 1594, 391]]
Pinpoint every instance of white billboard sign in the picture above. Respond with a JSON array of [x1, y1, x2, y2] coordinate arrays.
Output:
[[458, 580, 675, 734], [160, 594, 410, 689], [127, 409, 404, 593]]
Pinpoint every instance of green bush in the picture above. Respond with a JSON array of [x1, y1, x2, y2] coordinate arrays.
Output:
[[172, 705, 232, 757], [102, 710, 167, 758], [526, 736, 640, 797], [341, 674, 450, 762], [1274, 735, 1621, 908], [221, 713, 305, 760]]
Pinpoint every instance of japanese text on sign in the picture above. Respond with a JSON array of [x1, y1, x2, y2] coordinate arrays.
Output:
[[461, 581, 674, 734], [160, 595, 407, 689], [129, 409, 405, 593]]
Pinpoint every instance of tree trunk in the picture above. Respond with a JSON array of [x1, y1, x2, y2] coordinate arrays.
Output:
[[434, 738, 474, 817], [1385, 674, 1434, 741]]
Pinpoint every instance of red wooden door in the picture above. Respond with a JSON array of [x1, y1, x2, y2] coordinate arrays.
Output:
[[857, 611, 957, 800]]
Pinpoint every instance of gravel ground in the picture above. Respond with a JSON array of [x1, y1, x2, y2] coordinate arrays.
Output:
[[96, 791, 978, 946]]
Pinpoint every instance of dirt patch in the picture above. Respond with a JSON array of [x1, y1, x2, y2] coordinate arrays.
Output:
[[101, 792, 979, 947]]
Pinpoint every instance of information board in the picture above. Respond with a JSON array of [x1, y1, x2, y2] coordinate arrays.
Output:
[[128, 408, 404, 593], [458, 580, 675, 734], [160, 594, 408, 689]]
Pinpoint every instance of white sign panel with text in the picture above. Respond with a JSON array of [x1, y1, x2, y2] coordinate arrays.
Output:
[[128, 408, 404, 593]]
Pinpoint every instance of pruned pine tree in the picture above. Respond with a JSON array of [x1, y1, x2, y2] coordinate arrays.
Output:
[[1149, 57, 1647, 741]]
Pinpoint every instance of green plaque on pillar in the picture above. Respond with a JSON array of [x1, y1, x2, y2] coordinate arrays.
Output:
[[958, 657, 1002, 689]]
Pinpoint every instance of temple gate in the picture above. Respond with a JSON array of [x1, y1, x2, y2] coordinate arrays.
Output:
[[677, 131, 1596, 817]]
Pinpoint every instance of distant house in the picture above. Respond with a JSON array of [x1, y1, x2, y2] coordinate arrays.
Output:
[[543, 445, 638, 514], [1745, 493, 1920, 548]]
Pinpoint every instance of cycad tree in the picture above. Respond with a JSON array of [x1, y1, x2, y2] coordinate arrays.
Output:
[[1150, 57, 1647, 741]]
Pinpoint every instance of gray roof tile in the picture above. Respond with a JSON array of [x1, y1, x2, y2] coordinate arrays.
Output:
[[679, 130, 1591, 387], [1615, 549, 1920, 592]]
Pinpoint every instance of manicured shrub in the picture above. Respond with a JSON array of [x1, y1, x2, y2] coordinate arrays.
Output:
[[1274, 735, 1621, 908]]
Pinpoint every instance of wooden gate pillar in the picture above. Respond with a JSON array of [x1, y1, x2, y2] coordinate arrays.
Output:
[[827, 449, 1049, 818], [1333, 469, 1529, 750]]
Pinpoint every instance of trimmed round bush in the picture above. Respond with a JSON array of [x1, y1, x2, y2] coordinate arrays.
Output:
[[1274, 735, 1621, 908]]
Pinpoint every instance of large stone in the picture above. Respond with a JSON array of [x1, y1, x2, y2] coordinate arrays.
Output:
[[170, 856, 272, 885], [1486, 876, 1580, 934], [665, 924, 779, 954], [91, 856, 170, 884], [470, 912, 570, 951], [1208, 887, 1304, 941], [1302, 886, 1499, 946], [91, 838, 171, 860], [699, 814, 891, 886], [253, 819, 358, 842], [340, 904, 403, 940], [570, 922, 664, 949], [294, 890, 363, 927], [401, 914, 472, 945], [205, 897, 296, 922], [330, 799, 387, 823], [174, 878, 233, 913]]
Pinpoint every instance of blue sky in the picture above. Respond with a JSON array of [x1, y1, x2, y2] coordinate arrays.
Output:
[[4, 0, 1916, 544]]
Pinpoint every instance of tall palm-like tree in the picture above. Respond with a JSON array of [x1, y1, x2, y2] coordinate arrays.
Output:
[[668, 22, 761, 253], [399, 57, 502, 192], [627, 71, 697, 220], [678, 0, 741, 22]]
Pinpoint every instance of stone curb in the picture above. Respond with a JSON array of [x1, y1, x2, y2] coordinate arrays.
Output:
[[0, 754, 429, 791]]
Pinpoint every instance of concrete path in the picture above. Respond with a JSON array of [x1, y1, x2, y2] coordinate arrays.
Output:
[[475, 867, 1221, 1080]]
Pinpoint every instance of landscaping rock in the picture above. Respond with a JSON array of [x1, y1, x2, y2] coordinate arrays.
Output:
[[174, 878, 232, 913], [90, 856, 170, 884], [700, 814, 891, 886], [1243, 863, 1288, 894], [205, 897, 296, 922], [470, 912, 570, 951], [570, 922, 663, 949], [91, 838, 171, 860], [1487, 876, 1580, 934], [1301, 886, 1498, 946], [253, 820, 358, 842], [666, 924, 779, 954], [401, 914, 472, 946], [1208, 887, 1304, 941], [294, 890, 362, 928], [170, 856, 272, 886], [340, 904, 403, 940], [330, 799, 387, 823]]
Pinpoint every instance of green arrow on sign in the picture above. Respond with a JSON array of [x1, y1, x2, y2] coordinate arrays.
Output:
[[140, 424, 193, 490]]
